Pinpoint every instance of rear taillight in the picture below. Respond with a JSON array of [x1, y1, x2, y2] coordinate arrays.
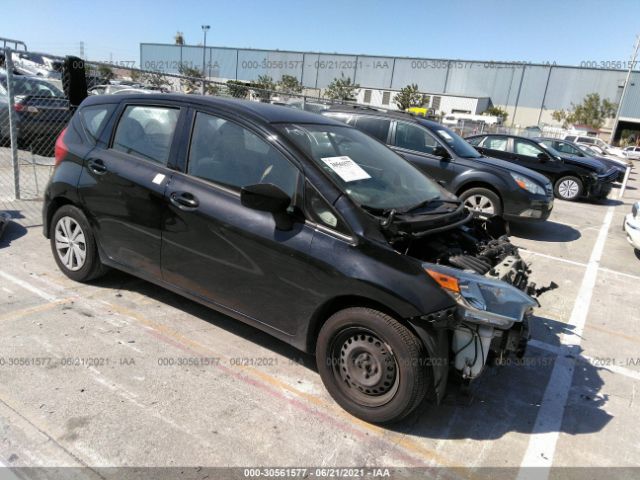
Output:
[[54, 127, 68, 167]]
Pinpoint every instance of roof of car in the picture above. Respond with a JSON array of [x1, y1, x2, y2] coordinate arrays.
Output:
[[82, 93, 343, 126], [324, 105, 443, 128], [466, 133, 539, 142]]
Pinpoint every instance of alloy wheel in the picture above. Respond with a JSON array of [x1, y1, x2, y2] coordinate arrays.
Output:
[[463, 194, 495, 215], [558, 179, 580, 199], [54, 216, 87, 271]]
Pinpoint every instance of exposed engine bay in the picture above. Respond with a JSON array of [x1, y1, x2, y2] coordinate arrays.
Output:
[[382, 209, 556, 380]]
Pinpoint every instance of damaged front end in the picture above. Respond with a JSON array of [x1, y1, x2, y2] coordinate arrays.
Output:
[[383, 207, 555, 380]]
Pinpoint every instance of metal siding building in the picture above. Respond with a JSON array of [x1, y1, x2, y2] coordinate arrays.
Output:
[[140, 43, 639, 132]]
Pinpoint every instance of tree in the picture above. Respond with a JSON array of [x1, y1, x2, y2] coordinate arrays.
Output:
[[174, 31, 185, 45], [395, 84, 426, 110], [552, 93, 617, 129], [484, 105, 509, 122], [129, 69, 142, 83], [178, 64, 219, 95], [227, 80, 250, 98], [142, 70, 171, 90], [252, 75, 275, 102], [277, 74, 303, 95], [97, 65, 115, 83], [325, 74, 359, 101]]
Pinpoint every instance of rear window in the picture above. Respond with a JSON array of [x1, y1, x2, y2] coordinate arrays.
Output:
[[483, 136, 508, 151], [112, 105, 179, 164], [79, 104, 115, 143]]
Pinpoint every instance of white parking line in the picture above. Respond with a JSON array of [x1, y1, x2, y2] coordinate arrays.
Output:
[[517, 206, 615, 479], [0, 270, 58, 302], [519, 250, 587, 268]]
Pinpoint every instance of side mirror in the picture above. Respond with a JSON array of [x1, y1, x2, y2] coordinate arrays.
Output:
[[433, 145, 451, 159], [537, 152, 550, 162], [241, 183, 293, 231]]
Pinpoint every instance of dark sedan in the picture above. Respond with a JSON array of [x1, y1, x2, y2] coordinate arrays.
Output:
[[322, 107, 554, 222], [0, 73, 70, 156], [467, 134, 618, 201], [44, 94, 544, 424]]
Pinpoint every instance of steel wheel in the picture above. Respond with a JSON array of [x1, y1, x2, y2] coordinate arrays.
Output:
[[54, 216, 87, 271], [558, 179, 580, 199], [463, 194, 496, 215], [330, 327, 400, 407]]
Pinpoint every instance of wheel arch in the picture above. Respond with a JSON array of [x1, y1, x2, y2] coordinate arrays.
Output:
[[44, 196, 77, 238], [454, 180, 504, 209]]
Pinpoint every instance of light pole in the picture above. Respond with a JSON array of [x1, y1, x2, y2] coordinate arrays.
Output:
[[611, 34, 640, 144], [201, 25, 210, 95]]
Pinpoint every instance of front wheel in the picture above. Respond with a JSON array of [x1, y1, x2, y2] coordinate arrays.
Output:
[[316, 307, 432, 424], [459, 188, 502, 218], [554, 176, 583, 201], [50, 205, 108, 282]]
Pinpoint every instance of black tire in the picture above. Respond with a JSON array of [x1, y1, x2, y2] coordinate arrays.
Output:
[[458, 187, 502, 218], [316, 307, 432, 424], [554, 176, 583, 201], [49, 204, 108, 282]]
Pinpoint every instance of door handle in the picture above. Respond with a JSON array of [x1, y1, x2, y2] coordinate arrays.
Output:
[[87, 158, 107, 175], [169, 191, 199, 211]]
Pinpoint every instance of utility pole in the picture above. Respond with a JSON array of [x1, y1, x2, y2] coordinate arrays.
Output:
[[611, 34, 640, 144], [201, 25, 210, 95]]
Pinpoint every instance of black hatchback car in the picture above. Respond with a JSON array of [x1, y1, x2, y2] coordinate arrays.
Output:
[[322, 107, 554, 222], [466, 134, 618, 201], [44, 95, 543, 424]]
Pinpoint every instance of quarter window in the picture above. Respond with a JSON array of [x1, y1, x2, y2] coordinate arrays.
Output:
[[395, 122, 439, 154], [305, 182, 349, 234], [80, 105, 114, 142], [514, 139, 544, 157], [112, 105, 179, 164], [188, 112, 299, 197]]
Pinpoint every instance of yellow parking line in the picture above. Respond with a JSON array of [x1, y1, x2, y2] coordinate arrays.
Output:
[[99, 299, 468, 471], [0, 299, 73, 322]]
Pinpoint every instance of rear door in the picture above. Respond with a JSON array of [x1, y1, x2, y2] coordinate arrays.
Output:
[[160, 109, 319, 334], [78, 101, 183, 279], [391, 120, 459, 186], [474, 135, 512, 161]]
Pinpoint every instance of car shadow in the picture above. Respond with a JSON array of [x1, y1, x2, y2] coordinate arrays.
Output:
[[0, 211, 28, 248], [90, 271, 611, 440], [510, 220, 581, 242]]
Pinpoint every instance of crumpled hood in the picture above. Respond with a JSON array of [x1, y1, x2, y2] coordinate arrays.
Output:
[[560, 154, 607, 173]]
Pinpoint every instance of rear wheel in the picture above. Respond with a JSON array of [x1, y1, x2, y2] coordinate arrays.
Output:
[[459, 187, 502, 218], [50, 205, 108, 282], [554, 176, 583, 201], [316, 307, 432, 424]]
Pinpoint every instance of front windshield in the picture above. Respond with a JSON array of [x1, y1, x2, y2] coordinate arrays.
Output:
[[277, 123, 446, 211], [430, 124, 481, 158]]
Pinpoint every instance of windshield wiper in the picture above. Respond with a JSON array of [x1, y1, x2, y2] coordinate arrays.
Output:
[[400, 196, 461, 214]]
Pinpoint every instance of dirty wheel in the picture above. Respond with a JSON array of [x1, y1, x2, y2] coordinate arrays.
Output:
[[50, 205, 108, 282], [316, 307, 431, 424]]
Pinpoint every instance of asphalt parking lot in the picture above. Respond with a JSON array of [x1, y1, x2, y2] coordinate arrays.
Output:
[[0, 168, 639, 478]]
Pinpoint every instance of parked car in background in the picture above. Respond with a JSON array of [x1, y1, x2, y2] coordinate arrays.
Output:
[[11, 51, 62, 79], [44, 94, 546, 424], [467, 134, 618, 201], [623, 146, 640, 160], [564, 134, 626, 158], [322, 107, 554, 222], [536, 137, 629, 182], [0, 73, 70, 155], [624, 202, 640, 253]]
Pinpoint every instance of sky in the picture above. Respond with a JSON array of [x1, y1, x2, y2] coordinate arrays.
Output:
[[3, 0, 640, 67]]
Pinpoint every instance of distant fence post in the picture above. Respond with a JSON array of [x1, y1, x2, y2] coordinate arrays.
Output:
[[4, 48, 20, 200]]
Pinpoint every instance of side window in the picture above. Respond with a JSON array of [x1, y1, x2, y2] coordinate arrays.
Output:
[[79, 104, 115, 143], [305, 182, 349, 234], [112, 105, 179, 164], [579, 137, 595, 145], [551, 141, 575, 155], [188, 112, 299, 197], [395, 122, 439, 154], [565, 136, 576, 142], [514, 139, 544, 157], [483, 136, 508, 151], [353, 116, 391, 143]]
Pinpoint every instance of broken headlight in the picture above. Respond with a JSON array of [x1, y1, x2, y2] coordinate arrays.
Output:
[[424, 263, 538, 329]]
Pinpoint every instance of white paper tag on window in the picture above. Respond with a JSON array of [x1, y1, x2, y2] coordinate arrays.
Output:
[[320, 156, 371, 182], [152, 173, 166, 185]]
